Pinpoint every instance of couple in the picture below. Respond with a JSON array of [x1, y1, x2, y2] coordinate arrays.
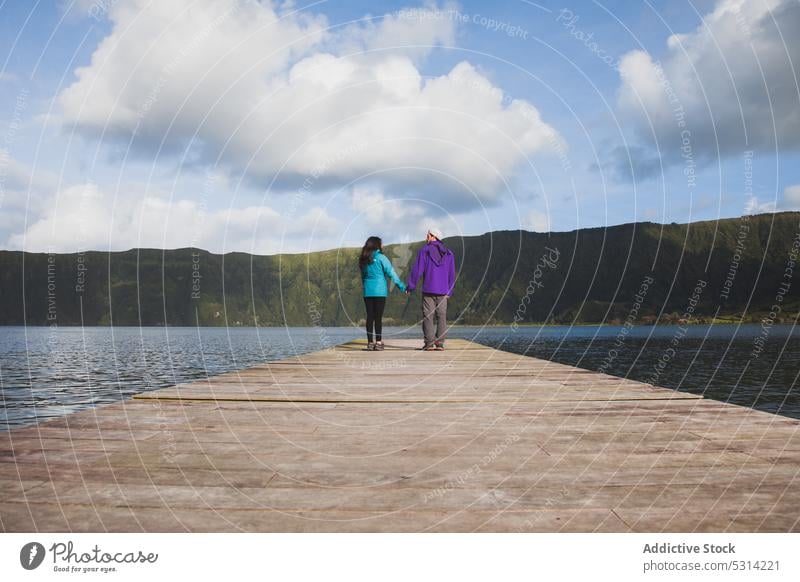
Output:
[[359, 228, 455, 351]]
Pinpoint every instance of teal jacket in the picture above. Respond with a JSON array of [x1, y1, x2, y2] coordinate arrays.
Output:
[[361, 250, 406, 297]]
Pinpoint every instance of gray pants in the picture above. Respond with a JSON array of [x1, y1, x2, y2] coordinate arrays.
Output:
[[422, 294, 448, 346]]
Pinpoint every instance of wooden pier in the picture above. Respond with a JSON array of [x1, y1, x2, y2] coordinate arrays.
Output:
[[2, 338, 799, 532]]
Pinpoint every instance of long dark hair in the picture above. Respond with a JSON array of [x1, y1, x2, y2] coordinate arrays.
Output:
[[359, 236, 382, 269]]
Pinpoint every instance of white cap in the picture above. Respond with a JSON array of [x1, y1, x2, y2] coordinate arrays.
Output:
[[427, 227, 443, 240]]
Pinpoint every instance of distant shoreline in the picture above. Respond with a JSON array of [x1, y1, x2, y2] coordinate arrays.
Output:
[[3, 213, 798, 328]]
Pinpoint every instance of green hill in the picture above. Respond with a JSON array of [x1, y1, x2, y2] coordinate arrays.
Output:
[[1, 212, 798, 326]]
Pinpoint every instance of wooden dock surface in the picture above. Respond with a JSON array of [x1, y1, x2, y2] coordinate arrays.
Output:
[[2, 338, 799, 532]]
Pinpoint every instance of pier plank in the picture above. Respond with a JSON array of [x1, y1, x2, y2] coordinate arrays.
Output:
[[2, 339, 798, 532]]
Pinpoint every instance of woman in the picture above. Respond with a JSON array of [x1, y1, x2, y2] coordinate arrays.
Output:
[[359, 236, 406, 351]]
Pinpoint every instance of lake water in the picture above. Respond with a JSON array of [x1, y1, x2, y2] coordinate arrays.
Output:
[[1, 324, 798, 430]]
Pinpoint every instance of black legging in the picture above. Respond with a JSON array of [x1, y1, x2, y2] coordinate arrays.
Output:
[[364, 297, 386, 343]]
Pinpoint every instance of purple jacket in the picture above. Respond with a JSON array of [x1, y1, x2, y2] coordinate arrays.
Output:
[[407, 240, 456, 295]]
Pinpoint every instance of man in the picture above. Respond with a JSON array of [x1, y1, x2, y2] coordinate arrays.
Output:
[[406, 228, 456, 351]]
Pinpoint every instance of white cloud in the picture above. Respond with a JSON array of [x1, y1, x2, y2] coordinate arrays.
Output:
[[743, 184, 800, 214], [58, 0, 562, 210], [0, 150, 59, 193], [348, 184, 462, 242], [745, 196, 776, 214], [523, 209, 550, 232], [0, 151, 61, 238], [350, 184, 426, 230], [7, 181, 341, 254], [616, 0, 800, 174], [335, 2, 457, 61], [780, 185, 800, 210]]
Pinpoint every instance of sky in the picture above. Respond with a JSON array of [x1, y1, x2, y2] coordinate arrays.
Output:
[[0, 0, 798, 254]]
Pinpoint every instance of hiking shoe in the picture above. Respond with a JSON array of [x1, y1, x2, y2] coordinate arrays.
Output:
[[365, 343, 375, 351], [375, 342, 385, 351]]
